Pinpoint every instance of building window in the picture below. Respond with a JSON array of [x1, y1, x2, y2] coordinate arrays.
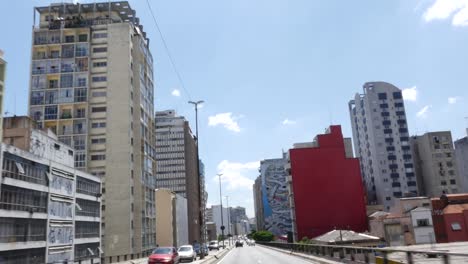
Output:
[[393, 92, 402, 99], [75, 43, 89, 57], [91, 154, 106, 161], [91, 138, 106, 144], [91, 122, 106, 128], [93, 33, 108, 39], [92, 107, 106, 113], [60, 74, 73, 88], [450, 179, 457, 185], [378, 93, 387, 100], [92, 91, 106, 97], [417, 219, 429, 227], [78, 34, 88, 42], [451, 222, 462, 231], [75, 153, 86, 168], [93, 61, 107, 67], [92, 76, 107, 82], [64, 35, 75, 43], [44, 106, 58, 120], [93, 47, 107, 53]]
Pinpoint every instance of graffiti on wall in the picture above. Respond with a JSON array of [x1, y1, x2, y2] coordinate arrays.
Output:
[[50, 175, 74, 196], [261, 159, 292, 237], [48, 225, 74, 245], [48, 200, 73, 219]]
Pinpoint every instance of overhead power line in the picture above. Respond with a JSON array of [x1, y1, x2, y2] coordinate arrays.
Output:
[[145, 0, 192, 100]]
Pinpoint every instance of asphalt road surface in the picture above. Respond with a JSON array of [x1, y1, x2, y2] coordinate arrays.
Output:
[[218, 245, 319, 264]]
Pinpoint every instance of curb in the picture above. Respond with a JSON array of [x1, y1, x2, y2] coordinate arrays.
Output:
[[258, 244, 343, 264], [201, 247, 233, 264]]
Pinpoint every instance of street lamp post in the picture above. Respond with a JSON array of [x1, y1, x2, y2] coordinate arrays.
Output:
[[217, 173, 225, 248], [188, 100, 205, 258], [225, 196, 231, 246]]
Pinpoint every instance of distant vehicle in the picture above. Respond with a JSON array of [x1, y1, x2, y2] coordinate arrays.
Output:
[[192, 243, 207, 257], [148, 247, 179, 264], [178, 245, 197, 262], [208, 240, 219, 250], [235, 240, 243, 247]]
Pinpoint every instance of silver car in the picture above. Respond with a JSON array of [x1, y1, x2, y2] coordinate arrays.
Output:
[[178, 245, 197, 262]]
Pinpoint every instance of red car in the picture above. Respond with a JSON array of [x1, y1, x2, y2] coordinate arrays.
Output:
[[148, 247, 180, 264]]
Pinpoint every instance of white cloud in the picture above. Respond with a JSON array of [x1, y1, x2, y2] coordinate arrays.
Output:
[[208, 113, 241, 132], [282, 119, 297, 125], [214, 160, 260, 190], [416, 105, 432, 118], [171, 89, 181, 97], [402, 86, 418, 102], [423, 0, 468, 26], [448, 96, 461, 104]]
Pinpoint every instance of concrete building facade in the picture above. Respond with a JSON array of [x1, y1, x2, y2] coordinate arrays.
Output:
[[349, 82, 418, 210], [432, 194, 468, 243], [0, 116, 101, 264], [154, 110, 201, 243], [29, 2, 157, 260], [411, 131, 460, 197], [253, 176, 264, 231], [155, 189, 188, 248], [259, 156, 292, 237], [0, 50, 5, 149], [455, 134, 468, 193], [211, 205, 229, 237]]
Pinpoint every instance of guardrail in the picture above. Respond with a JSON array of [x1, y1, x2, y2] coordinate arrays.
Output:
[[257, 241, 468, 264]]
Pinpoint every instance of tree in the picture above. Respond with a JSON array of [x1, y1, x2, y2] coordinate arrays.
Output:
[[217, 234, 225, 241], [247, 230, 256, 239], [299, 236, 311, 244], [252, 231, 274, 242]]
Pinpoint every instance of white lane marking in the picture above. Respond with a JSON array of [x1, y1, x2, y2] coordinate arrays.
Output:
[[217, 248, 235, 264]]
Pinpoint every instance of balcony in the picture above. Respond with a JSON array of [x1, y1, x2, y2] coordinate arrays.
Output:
[[390, 173, 400, 179], [0, 218, 46, 244], [0, 185, 48, 213]]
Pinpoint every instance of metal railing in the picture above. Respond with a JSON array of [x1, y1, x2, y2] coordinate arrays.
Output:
[[258, 241, 468, 264]]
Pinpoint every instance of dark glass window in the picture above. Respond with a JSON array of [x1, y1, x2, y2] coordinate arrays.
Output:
[[393, 92, 402, 99], [378, 93, 387, 100]]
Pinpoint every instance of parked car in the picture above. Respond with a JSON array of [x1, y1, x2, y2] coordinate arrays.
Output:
[[178, 245, 197, 262], [148, 247, 179, 264], [235, 240, 243, 247], [208, 240, 219, 250]]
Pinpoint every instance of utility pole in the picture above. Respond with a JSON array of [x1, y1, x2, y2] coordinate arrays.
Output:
[[188, 100, 205, 258], [225, 196, 231, 246], [217, 173, 225, 248]]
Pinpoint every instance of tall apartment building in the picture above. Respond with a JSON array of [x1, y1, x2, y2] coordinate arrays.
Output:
[[253, 176, 264, 231], [349, 82, 418, 210], [0, 50, 5, 145], [411, 131, 460, 197], [455, 131, 468, 193], [0, 116, 101, 264], [155, 110, 201, 243], [287, 125, 367, 241], [29, 2, 156, 260], [258, 156, 292, 237]]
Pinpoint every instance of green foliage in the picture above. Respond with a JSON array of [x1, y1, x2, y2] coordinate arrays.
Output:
[[247, 230, 256, 239], [252, 231, 274, 242], [299, 236, 311, 244], [217, 234, 225, 241]]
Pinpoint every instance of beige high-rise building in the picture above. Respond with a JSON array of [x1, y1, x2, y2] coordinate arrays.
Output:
[[155, 110, 201, 243], [0, 49, 5, 147], [29, 2, 156, 261], [411, 131, 460, 197], [155, 189, 188, 248]]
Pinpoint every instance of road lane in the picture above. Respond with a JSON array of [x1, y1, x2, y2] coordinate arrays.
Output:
[[218, 245, 318, 264]]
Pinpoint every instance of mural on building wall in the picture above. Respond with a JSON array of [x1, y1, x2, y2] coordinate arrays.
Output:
[[261, 158, 292, 237], [48, 225, 73, 245], [48, 200, 73, 220]]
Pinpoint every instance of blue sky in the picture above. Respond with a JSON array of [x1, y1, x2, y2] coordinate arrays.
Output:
[[1, 0, 468, 217]]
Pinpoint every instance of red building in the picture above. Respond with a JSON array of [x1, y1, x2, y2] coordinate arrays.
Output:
[[288, 125, 367, 240], [432, 194, 468, 243]]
